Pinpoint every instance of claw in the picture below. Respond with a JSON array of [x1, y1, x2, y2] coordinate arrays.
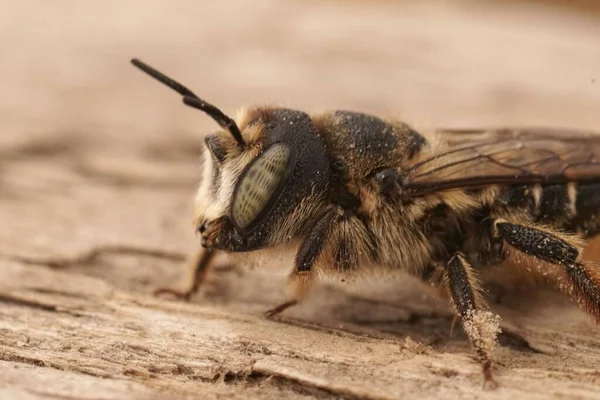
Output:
[[154, 287, 193, 301], [482, 360, 498, 390], [264, 300, 298, 318]]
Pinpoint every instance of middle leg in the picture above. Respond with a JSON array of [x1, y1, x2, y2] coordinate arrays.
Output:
[[264, 206, 340, 318]]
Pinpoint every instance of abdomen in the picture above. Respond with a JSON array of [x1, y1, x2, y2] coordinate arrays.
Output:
[[496, 183, 600, 237]]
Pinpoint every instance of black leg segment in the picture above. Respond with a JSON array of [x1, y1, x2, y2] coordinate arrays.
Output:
[[446, 254, 479, 314], [564, 262, 600, 322], [265, 207, 339, 318], [444, 253, 499, 387], [493, 219, 600, 323], [295, 207, 338, 273], [495, 221, 578, 266]]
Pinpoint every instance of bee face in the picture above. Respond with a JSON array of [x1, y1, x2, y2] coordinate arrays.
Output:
[[127, 59, 332, 253], [196, 108, 332, 252]]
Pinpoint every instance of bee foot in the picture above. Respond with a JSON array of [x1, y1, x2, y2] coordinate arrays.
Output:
[[154, 287, 193, 301], [482, 361, 498, 390], [482, 377, 498, 390], [264, 300, 298, 318]]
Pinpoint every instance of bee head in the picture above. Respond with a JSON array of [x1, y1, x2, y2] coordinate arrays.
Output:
[[131, 59, 331, 252]]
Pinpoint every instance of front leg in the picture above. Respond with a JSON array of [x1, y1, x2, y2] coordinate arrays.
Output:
[[155, 248, 216, 300], [443, 253, 501, 388], [265, 207, 340, 317]]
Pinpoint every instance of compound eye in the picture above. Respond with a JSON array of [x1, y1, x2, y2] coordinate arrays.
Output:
[[231, 144, 292, 230]]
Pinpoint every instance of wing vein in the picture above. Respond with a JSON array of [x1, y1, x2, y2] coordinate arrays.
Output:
[[402, 128, 600, 197]]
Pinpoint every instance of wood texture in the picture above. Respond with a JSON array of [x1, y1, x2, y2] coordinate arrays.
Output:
[[1, 0, 600, 398]]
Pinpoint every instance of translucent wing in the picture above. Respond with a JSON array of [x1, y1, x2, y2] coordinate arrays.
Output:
[[403, 128, 600, 196]]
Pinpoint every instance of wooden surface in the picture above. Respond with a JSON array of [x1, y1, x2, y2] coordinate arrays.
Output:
[[1, 0, 600, 399]]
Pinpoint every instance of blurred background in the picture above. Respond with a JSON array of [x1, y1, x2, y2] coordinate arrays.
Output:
[[1, 0, 599, 277], [1, 2, 600, 396]]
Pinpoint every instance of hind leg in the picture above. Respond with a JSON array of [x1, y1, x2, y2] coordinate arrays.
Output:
[[492, 218, 600, 322]]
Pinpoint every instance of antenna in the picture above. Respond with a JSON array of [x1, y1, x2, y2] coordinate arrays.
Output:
[[130, 58, 246, 148]]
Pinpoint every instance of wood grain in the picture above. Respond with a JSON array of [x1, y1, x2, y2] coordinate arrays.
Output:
[[1, 0, 600, 398]]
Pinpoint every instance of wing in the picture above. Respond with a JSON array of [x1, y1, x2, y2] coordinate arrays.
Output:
[[402, 128, 600, 196]]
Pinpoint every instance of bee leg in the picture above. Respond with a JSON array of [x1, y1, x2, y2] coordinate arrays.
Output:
[[155, 248, 215, 301], [443, 253, 500, 388], [493, 219, 600, 322], [265, 207, 339, 318], [264, 270, 314, 318], [263, 299, 298, 318]]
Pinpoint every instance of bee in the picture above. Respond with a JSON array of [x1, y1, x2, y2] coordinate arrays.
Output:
[[131, 58, 600, 387]]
